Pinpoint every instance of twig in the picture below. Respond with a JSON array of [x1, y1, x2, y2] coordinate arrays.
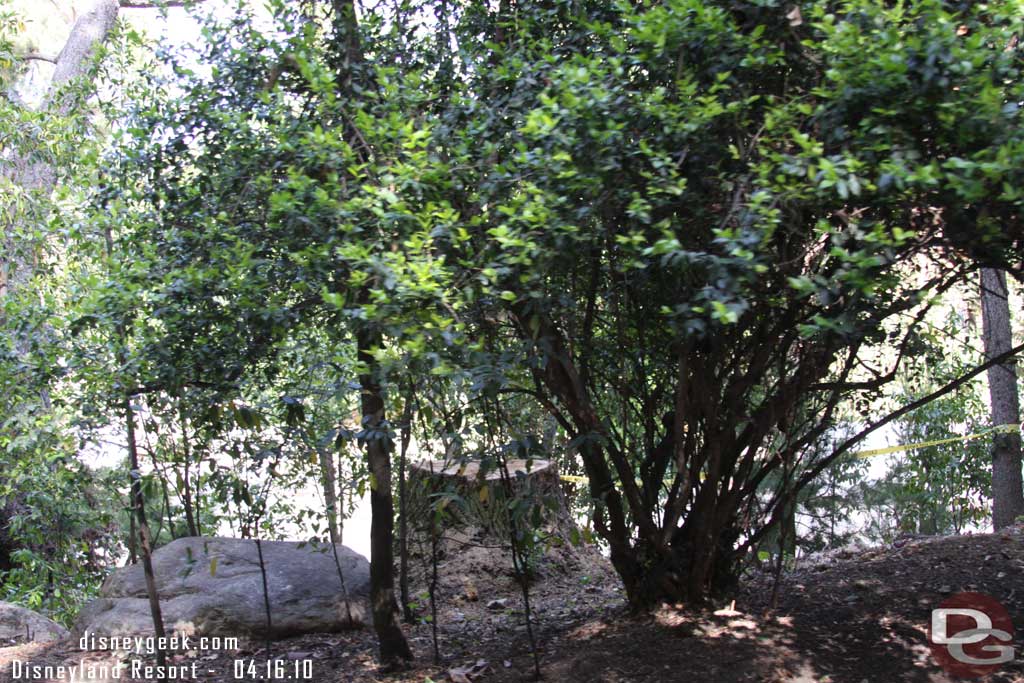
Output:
[[254, 536, 273, 658]]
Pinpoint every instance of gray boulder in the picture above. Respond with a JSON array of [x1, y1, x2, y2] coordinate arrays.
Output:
[[73, 537, 368, 641], [0, 602, 69, 644]]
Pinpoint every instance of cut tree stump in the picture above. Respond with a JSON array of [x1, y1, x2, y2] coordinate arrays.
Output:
[[406, 458, 571, 541]]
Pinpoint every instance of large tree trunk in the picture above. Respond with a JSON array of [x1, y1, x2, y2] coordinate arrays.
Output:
[[357, 328, 412, 665], [45, 1, 121, 113], [980, 268, 1024, 530], [2, 0, 119, 307]]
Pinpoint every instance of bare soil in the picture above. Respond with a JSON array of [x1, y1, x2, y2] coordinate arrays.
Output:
[[3, 525, 1023, 683]]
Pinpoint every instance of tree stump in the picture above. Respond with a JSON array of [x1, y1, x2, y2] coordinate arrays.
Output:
[[406, 458, 571, 542], [401, 458, 611, 596]]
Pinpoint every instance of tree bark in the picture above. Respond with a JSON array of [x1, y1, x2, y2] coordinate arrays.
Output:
[[980, 268, 1024, 530], [332, 0, 411, 661], [0, 502, 18, 572], [2, 0, 119, 306], [45, 1, 121, 115], [177, 398, 199, 537], [357, 328, 412, 665], [125, 394, 168, 675], [319, 445, 341, 543], [397, 388, 414, 623]]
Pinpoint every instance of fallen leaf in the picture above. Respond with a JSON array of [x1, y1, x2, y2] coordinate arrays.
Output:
[[463, 577, 479, 602]]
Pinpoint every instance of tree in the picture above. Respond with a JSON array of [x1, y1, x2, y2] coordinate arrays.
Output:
[[0, 0, 215, 657], [436, 0, 1024, 606], [88, 0, 441, 662], [980, 268, 1023, 529], [1, 0, 120, 597], [95, 0, 1024, 630], [891, 387, 991, 536]]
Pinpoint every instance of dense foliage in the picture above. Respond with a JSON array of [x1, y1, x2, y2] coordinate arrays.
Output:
[[1, 0, 1023, 659], [87, 0, 1024, 605]]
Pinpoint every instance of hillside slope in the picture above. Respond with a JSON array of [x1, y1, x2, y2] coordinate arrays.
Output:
[[1, 527, 1022, 682]]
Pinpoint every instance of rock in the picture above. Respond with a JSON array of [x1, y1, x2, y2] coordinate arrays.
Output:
[[449, 659, 489, 682], [73, 537, 369, 642], [0, 602, 69, 644]]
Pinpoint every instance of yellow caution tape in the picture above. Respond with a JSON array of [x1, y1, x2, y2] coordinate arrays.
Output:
[[557, 424, 1022, 483], [852, 423, 1020, 458]]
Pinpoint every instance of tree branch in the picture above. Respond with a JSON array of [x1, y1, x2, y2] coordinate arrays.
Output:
[[803, 338, 1024, 488], [742, 338, 1024, 555], [21, 52, 58, 64], [119, 0, 207, 7]]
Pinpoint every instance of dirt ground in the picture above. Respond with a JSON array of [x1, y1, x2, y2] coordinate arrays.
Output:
[[2, 525, 1023, 683]]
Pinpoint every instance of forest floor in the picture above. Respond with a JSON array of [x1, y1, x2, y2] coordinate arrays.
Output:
[[2, 524, 1024, 683]]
